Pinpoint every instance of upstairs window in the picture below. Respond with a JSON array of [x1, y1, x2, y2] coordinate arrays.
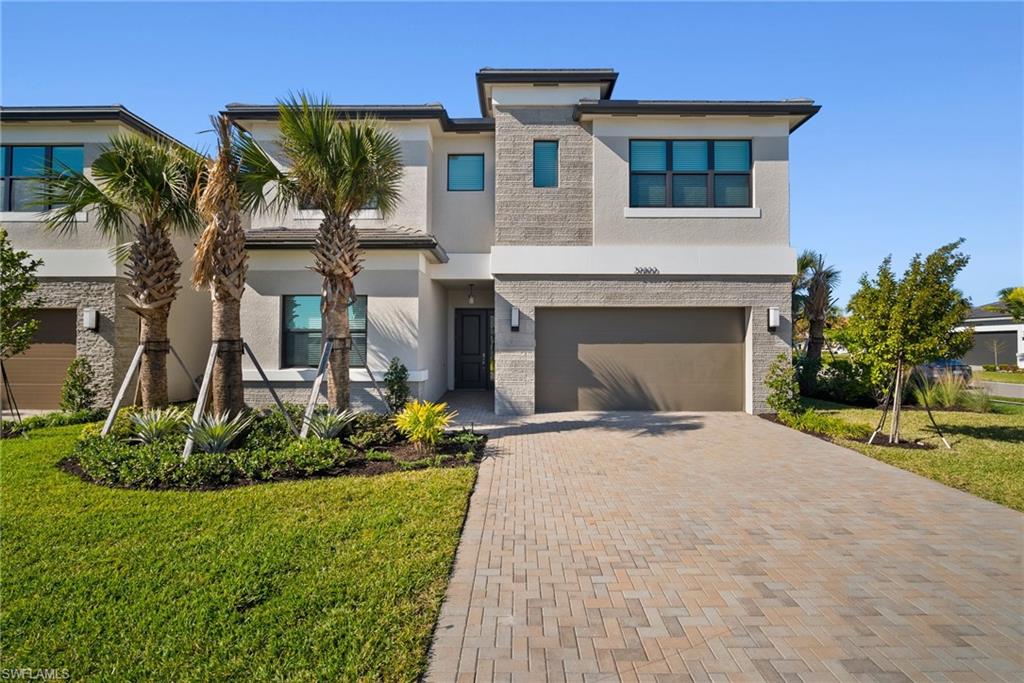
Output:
[[282, 295, 367, 368], [447, 154, 484, 191], [533, 141, 558, 188], [0, 145, 84, 211], [629, 140, 751, 208]]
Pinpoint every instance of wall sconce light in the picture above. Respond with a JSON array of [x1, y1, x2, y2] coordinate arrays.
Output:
[[510, 306, 520, 332], [767, 307, 780, 330], [467, 284, 475, 305], [82, 308, 99, 331]]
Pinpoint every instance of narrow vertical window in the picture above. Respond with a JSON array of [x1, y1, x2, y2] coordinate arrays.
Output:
[[533, 140, 558, 188]]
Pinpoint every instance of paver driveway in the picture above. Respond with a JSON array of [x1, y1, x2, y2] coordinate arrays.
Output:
[[426, 412, 1023, 682]]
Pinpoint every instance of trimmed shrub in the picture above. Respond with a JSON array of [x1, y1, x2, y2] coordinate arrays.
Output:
[[1, 408, 106, 438], [812, 358, 878, 406], [59, 357, 97, 412], [383, 357, 411, 412], [765, 353, 801, 414], [347, 411, 399, 449]]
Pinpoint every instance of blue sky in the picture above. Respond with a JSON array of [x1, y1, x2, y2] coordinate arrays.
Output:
[[3, 2, 1021, 307]]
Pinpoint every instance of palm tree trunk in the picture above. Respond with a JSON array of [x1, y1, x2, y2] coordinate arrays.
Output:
[[312, 214, 362, 411], [212, 297, 244, 416], [806, 316, 826, 361], [126, 222, 180, 409]]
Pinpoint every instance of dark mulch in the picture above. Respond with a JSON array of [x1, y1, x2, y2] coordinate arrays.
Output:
[[760, 413, 937, 451]]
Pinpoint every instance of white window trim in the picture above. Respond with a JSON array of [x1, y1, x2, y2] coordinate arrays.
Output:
[[623, 207, 761, 219], [296, 208, 382, 221], [0, 210, 89, 221]]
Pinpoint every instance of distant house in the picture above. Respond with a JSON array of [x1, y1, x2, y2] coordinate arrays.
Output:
[[958, 303, 1024, 368]]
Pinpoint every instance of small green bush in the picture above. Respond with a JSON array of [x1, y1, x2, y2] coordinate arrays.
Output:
[[442, 429, 486, 455], [1, 408, 106, 438], [765, 353, 802, 414], [244, 403, 304, 451], [960, 389, 993, 413], [383, 357, 411, 412], [394, 400, 457, 450], [982, 364, 997, 372], [280, 438, 353, 475], [777, 408, 871, 441], [812, 358, 878, 406], [348, 411, 399, 449], [59, 357, 97, 412]]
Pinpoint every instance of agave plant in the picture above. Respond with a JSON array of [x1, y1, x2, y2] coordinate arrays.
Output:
[[190, 411, 254, 453], [129, 407, 188, 444], [306, 408, 358, 440]]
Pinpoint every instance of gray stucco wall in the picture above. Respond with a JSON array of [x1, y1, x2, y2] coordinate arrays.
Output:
[[493, 275, 791, 415], [431, 136, 495, 254], [494, 106, 593, 246]]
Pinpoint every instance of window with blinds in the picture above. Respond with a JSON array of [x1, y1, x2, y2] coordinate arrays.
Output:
[[629, 140, 751, 208], [447, 154, 484, 191], [282, 295, 368, 368], [533, 140, 558, 188]]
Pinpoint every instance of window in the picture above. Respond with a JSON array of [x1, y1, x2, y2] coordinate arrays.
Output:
[[533, 141, 558, 188], [628, 140, 750, 208], [282, 295, 368, 368], [447, 154, 484, 191], [0, 145, 84, 211]]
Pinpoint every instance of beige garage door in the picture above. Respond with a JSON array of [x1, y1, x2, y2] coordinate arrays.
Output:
[[1, 309, 77, 410], [535, 307, 745, 412]]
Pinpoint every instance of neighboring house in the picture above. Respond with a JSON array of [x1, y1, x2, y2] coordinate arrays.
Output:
[[958, 303, 1024, 368], [0, 106, 212, 410], [228, 68, 820, 414]]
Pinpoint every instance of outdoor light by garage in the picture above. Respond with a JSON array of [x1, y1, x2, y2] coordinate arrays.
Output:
[[82, 308, 99, 331], [767, 307, 780, 330], [510, 306, 520, 332]]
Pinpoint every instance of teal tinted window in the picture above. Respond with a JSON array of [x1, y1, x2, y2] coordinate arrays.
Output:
[[282, 295, 367, 368], [0, 147, 6, 176], [51, 147, 84, 175], [11, 147, 46, 176], [672, 175, 708, 207], [713, 141, 750, 171], [630, 175, 666, 207], [629, 141, 667, 171], [447, 154, 484, 191], [671, 141, 708, 171], [533, 141, 558, 188]]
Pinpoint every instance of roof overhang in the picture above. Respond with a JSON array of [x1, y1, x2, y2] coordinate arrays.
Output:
[[223, 104, 493, 134], [476, 68, 618, 116], [0, 105, 187, 147], [245, 228, 449, 263], [574, 100, 821, 132]]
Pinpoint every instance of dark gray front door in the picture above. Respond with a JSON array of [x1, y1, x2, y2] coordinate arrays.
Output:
[[455, 309, 492, 389]]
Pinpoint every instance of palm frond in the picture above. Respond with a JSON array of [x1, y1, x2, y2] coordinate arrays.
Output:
[[37, 168, 132, 239], [236, 130, 298, 215]]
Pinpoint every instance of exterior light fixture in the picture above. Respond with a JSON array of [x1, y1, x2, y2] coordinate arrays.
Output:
[[82, 308, 99, 331], [510, 306, 520, 332], [767, 307, 780, 330], [467, 284, 475, 305]]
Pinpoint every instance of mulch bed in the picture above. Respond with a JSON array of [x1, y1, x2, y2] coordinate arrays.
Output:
[[57, 435, 489, 492], [759, 414, 937, 451]]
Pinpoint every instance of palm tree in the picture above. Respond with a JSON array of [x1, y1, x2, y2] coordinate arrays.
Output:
[[40, 135, 204, 408], [236, 93, 403, 409], [802, 252, 841, 362], [192, 114, 248, 416], [791, 249, 817, 326]]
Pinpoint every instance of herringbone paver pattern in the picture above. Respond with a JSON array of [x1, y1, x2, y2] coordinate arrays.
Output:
[[426, 412, 1023, 682]]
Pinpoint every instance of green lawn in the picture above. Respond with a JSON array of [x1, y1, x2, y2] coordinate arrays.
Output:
[[805, 399, 1024, 512], [1, 424, 476, 681], [975, 369, 1024, 385]]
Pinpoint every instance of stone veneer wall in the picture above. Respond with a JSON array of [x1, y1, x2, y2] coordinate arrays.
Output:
[[493, 106, 593, 246], [493, 275, 792, 415], [36, 277, 137, 407]]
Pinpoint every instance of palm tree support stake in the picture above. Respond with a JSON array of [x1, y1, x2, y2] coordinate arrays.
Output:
[[908, 369, 952, 450], [868, 372, 897, 445], [242, 341, 298, 436], [1, 360, 23, 423], [102, 342, 203, 436], [299, 334, 391, 439]]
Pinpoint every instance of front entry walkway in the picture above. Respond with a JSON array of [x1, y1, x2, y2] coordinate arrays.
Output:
[[426, 412, 1022, 682]]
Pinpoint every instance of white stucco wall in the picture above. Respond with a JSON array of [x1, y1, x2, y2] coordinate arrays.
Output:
[[430, 135, 495, 254], [590, 117, 791, 247]]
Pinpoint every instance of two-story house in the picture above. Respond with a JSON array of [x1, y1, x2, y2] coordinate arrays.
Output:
[[0, 106, 212, 410], [227, 68, 819, 415]]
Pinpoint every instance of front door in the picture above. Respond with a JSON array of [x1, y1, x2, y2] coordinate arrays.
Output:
[[455, 309, 492, 389]]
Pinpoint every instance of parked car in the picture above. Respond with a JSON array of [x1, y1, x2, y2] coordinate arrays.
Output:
[[917, 359, 973, 384]]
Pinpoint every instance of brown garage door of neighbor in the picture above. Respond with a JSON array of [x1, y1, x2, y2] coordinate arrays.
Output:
[[535, 307, 746, 412], [1, 309, 77, 410]]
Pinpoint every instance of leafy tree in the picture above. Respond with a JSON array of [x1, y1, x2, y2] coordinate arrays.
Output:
[[39, 136, 205, 408], [193, 114, 248, 416], [985, 286, 1024, 322], [237, 93, 403, 410], [0, 228, 43, 360], [843, 240, 973, 442]]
